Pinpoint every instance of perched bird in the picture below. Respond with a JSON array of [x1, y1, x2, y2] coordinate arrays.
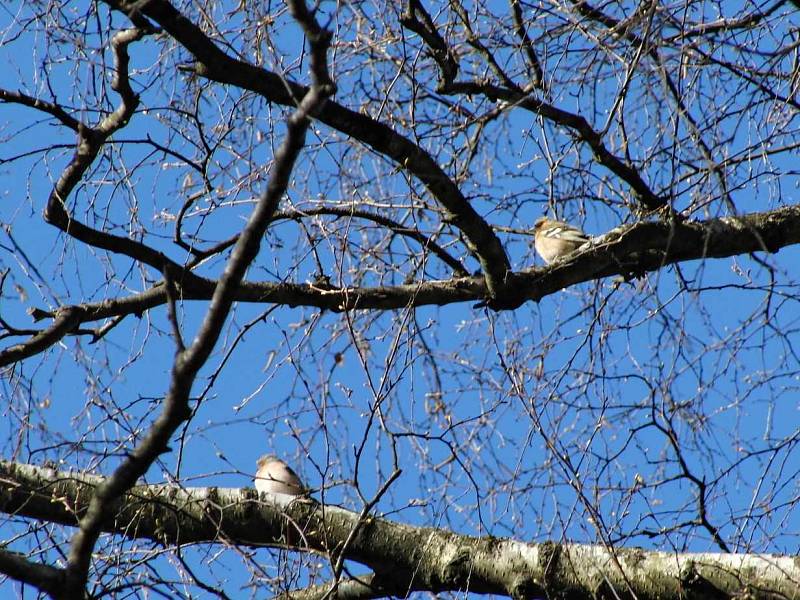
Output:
[[532, 217, 590, 264], [254, 455, 306, 496]]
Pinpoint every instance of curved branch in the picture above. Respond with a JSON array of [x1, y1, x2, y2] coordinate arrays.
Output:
[[398, 2, 663, 211], [188, 207, 468, 275], [400, 0, 459, 84], [0, 306, 86, 367], [103, 0, 512, 298], [442, 80, 666, 211], [40, 27, 203, 287], [0, 548, 63, 597], [274, 207, 469, 276], [0, 88, 82, 131]]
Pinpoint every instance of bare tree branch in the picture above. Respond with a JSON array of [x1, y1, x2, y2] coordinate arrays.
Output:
[[1, 206, 795, 358], [0, 89, 83, 132], [102, 0, 514, 298], [0, 548, 63, 597], [1, 461, 798, 600]]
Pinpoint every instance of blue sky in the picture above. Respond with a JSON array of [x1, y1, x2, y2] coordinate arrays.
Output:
[[1, 0, 799, 596]]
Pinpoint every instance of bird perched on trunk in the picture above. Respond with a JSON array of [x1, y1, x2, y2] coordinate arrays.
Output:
[[254, 455, 306, 496], [532, 217, 590, 264]]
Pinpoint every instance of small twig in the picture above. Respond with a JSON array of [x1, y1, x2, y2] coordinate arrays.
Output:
[[326, 468, 403, 599], [89, 315, 128, 344]]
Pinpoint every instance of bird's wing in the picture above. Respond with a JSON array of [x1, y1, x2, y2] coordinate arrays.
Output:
[[545, 224, 589, 243]]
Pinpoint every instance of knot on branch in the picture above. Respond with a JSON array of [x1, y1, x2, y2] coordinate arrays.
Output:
[[509, 575, 539, 600], [440, 547, 472, 587], [480, 272, 527, 311], [680, 561, 728, 599]]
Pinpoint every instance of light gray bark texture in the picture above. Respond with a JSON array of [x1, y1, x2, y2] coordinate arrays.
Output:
[[1, 461, 797, 599]]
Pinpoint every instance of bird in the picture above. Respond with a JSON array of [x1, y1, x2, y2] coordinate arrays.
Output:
[[254, 455, 306, 496], [532, 217, 590, 264]]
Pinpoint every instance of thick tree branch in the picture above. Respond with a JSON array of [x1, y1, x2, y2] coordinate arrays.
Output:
[[1, 461, 798, 600], [1, 206, 798, 364], [0, 548, 63, 597]]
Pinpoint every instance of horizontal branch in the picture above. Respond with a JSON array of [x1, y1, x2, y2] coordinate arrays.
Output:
[[0, 461, 798, 600], [2, 206, 798, 366]]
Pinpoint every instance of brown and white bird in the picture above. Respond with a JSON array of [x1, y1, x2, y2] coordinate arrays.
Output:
[[532, 217, 590, 264], [254, 455, 306, 496]]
